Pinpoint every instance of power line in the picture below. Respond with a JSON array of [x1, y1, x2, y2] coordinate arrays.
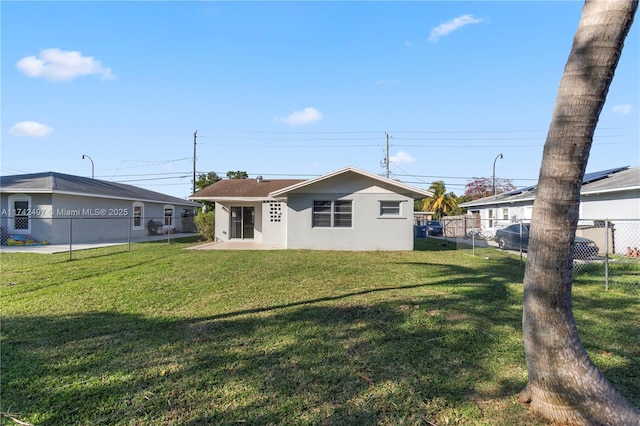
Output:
[[114, 175, 189, 183], [195, 127, 631, 136]]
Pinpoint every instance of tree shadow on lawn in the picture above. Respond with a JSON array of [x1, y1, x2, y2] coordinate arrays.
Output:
[[568, 288, 640, 404], [2, 260, 635, 425]]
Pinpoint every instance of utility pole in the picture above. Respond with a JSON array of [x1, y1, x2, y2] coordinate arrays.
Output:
[[192, 130, 197, 194], [385, 132, 390, 178]]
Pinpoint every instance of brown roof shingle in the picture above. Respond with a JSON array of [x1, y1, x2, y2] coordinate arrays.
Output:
[[190, 178, 305, 199]]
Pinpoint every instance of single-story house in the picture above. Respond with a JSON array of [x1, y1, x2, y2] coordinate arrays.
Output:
[[1, 172, 200, 245], [189, 166, 433, 251], [459, 166, 640, 253]]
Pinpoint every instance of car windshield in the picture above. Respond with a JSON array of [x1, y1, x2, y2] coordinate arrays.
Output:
[[427, 221, 441, 226]]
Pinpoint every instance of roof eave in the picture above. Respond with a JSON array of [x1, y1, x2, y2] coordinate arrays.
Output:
[[189, 196, 273, 203], [460, 195, 537, 208], [580, 185, 640, 195]]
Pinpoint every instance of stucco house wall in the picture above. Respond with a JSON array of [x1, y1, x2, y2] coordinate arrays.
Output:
[[214, 202, 231, 242], [285, 190, 413, 250], [580, 189, 640, 219], [261, 200, 287, 247], [472, 200, 534, 229], [579, 189, 640, 254]]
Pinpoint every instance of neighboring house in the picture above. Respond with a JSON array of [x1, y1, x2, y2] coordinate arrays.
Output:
[[1, 172, 200, 245], [190, 166, 433, 251], [459, 166, 640, 253]]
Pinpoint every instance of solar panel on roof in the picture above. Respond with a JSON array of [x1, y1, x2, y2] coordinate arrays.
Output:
[[582, 166, 628, 185], [478, 166, 629, 200]]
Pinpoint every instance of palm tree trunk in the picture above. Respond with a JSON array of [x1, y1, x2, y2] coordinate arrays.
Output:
[[520, 1, 638, 424]]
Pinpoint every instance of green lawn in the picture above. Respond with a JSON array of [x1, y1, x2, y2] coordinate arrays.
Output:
[[1, 238, 638, 425]]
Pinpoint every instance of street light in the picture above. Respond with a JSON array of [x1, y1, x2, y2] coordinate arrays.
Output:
[[82, 154, 94, 179], [492, 153, 503, 197]]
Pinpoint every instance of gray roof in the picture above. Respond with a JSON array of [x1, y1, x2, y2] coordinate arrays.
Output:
[[0, 172, 199, 206], [580, 167, 640, 194], [460, 166, 637, 208]]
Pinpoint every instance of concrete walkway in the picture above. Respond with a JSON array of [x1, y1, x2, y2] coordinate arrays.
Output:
[[0, 233, 198, 254]]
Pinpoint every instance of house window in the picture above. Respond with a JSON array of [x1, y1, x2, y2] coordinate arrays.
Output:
[[313, 200, 352, 228], [133, 202, 144, 230], [8, 195, 31, 233], [380, 201, 401, 216], [164, 205, 174, 227], [502, 208, 509, 220], [488, 209, 494, 228]]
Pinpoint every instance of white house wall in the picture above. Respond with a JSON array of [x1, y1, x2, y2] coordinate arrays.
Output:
[[261, 200, 287, 247], [471, 201, 533, 229], [580, 190, 640, 254], [49, 194, 192, 244], [214, 202, 231, 242], [580, 189, 640, 220], [285, 191, 413, 251]]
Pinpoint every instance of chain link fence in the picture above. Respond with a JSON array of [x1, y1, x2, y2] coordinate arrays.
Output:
[[0, 216, 198, 259], [416, 216, 640, 294]]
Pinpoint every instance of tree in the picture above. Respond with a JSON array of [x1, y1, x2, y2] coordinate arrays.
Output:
[[195, 172, 221, 191], [194, 171, 221, 212], [519, 1, 638, 424], [227, 170, 248, 179], [463, 177, 516, 200], [421, 181, 458, 220]]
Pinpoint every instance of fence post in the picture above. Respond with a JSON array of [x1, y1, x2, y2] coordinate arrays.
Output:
[[68, 217, 73, 261], [519, 219, 524, 268], [472, 226, 476, 256], [605, 219, 609, 291]]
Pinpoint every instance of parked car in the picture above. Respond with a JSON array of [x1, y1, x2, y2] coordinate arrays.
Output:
[[495, 223, 599, 258], [426, 220, 443, 236]]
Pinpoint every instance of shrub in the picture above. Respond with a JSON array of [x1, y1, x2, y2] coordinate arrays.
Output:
[[194, 212, 215, 240]]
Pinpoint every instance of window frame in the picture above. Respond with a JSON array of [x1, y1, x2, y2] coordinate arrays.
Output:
[[312, 200, 352, 228], [379, 200, 401, 217], [132, 202, 144, 230], [163, 205, 174, 227], [8, 194, 32, 234]]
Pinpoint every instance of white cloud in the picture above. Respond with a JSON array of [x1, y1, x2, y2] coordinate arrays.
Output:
[[428, 14, 485, 42], [390, 150, 416, 164], [9, 121, 54, 137], [282, 107, 323, 126], [613, 104, 632, 115], [16, 48, 115, 82]]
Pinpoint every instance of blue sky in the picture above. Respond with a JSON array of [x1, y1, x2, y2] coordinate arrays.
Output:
[[2, 1, 638, 199]]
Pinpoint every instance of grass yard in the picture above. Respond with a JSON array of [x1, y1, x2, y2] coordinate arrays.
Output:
[[1, 238, 638, 425]]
